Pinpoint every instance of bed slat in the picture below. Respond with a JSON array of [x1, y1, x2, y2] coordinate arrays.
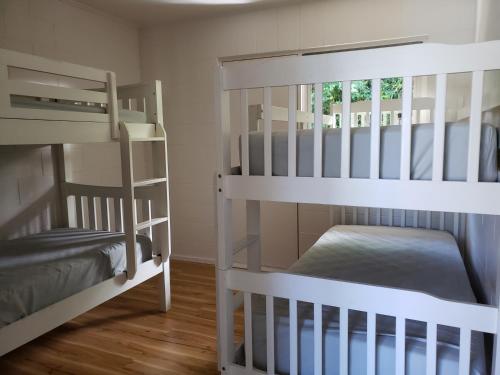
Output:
[[467, 71, 485, 183], [75, 195, 83, 228], [244, 292, 253, 371], [289, 298, 298, 375], [341, 81, 351, 178], [314, 83, 323, 178], [459, 329, 471, 375], [367, 312, 376, 375], [400, 76, 413, 181], [288, 86, 297, 177], [370, 79, 381, 179], [314, 303, 323, 375], [240, 89, 250, 176], [426, 322, 437, 375], [339, 307, 348, 375], [396, 316, 406, 375], [432, 74, 447, 181], [101, 197, 110, 231], [266, 295, 274, 375], [264, 87, 272, 177]]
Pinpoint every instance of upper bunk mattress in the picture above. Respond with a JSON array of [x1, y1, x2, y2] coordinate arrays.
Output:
[[246, 121, 498, 181], [250, 225, 485, 375], [0, 228, 152, 328], [11, 96, 147, 123]]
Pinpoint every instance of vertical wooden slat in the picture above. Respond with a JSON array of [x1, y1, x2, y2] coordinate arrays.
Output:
[[370, 79, 381, 179], [364, 208, 369, 225], [314, 83, 323, 178], [240, 89, 250, 176], [400, 210, 406, 227], [432, 74, 447, 181], [467, 71, 485, 183], [264, 87, 272, 177], [439, 212, 445, 231], [341, 206, 346, 225], [101, 197, 110, 231], [339, 307, 348, 375], [459, 329, 471, 375], [367, 312, 376, 375], [388, 209, 393, 226], [266, 295, 274, 375], [375, 208, 381, 226], [288, 85, 297, 177], [395, 317, 406, 375], [426, 322, 437, 375], [289, 299, 298, 375], [352, 207, 357, 225], [114, 198, 123, 232], [400, 76, 413, 181], [75, 195, 83, 228], [314, 303, 322, 375], [88, 196, 96, 230], [341, 81, 351, 178], [413, 210, 418, 228], [244, 292, 253, 371]]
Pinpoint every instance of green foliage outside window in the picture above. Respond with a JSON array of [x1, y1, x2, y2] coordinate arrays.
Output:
[[313, 78, 404, 115]]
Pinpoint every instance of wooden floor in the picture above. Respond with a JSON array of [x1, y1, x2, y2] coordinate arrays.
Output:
[[0, 261, 230, 375]]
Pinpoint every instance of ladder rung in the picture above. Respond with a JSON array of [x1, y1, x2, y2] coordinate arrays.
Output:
[[233, 234, 259, 255], [136, 217, 168, 231], [133, 177, 167, 187], [130, 137, 164, 142]]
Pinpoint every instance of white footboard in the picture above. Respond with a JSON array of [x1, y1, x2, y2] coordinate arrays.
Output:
[[224, 269, 498, 375]]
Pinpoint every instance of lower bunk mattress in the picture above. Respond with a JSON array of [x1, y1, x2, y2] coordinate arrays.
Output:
[[246, 121, 498, 181], [248, 225, 485, 374], [0, 228, 152, 328]]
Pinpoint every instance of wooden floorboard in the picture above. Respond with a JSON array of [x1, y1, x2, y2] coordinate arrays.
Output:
[[0, 260, 238, 375]]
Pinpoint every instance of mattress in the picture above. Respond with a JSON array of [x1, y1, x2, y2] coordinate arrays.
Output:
[[249, 226, 485, 375], [10, 95, 148, 123], [0, 228, 152, 328], [246, 121, 498, 181]]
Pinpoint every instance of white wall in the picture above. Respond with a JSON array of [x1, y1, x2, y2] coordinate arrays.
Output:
[[139, 0, 477, 265], [0, 0, 142, 238]]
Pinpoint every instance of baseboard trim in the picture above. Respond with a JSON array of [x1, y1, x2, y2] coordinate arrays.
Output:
[[171, 254, 214, 264]]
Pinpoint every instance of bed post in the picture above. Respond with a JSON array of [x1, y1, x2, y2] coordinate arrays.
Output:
[[52, 144, 69, 228], [152, 81, 171, 312], [216, 60, 234, 373]]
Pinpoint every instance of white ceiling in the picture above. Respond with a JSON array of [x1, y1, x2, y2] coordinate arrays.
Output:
[[77, 0, 310, 26]]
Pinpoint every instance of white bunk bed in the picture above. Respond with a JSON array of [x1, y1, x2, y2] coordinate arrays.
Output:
[[216, 41, 500, 375], [0, 48, 172, 356]]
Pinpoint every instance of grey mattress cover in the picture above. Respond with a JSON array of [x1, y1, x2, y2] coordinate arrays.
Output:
[[246, 121, 498, 181], [250, 225, 485, 375], [11, 95, 147, 123], [0, 228, 152, 328]]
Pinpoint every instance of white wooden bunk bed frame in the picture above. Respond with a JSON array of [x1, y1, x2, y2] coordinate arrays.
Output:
[[216, 41, 500, 375], [0, 48, 171, 356]]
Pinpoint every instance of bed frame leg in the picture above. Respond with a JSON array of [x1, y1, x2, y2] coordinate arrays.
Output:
[[158, 258, 171, 312]]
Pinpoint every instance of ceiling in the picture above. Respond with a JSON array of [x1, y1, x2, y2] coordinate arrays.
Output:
[[77, 0, 309, 26]]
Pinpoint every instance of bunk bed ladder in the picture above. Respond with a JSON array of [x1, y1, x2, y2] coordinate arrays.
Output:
[[119, 121, 170, 290]]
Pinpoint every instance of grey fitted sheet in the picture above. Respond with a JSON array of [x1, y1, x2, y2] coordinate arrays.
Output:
[[250, 226, 485, 375], [0, 228, 152, 328], [11, 95, 147, 123], [247, 121, 498, 181]]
